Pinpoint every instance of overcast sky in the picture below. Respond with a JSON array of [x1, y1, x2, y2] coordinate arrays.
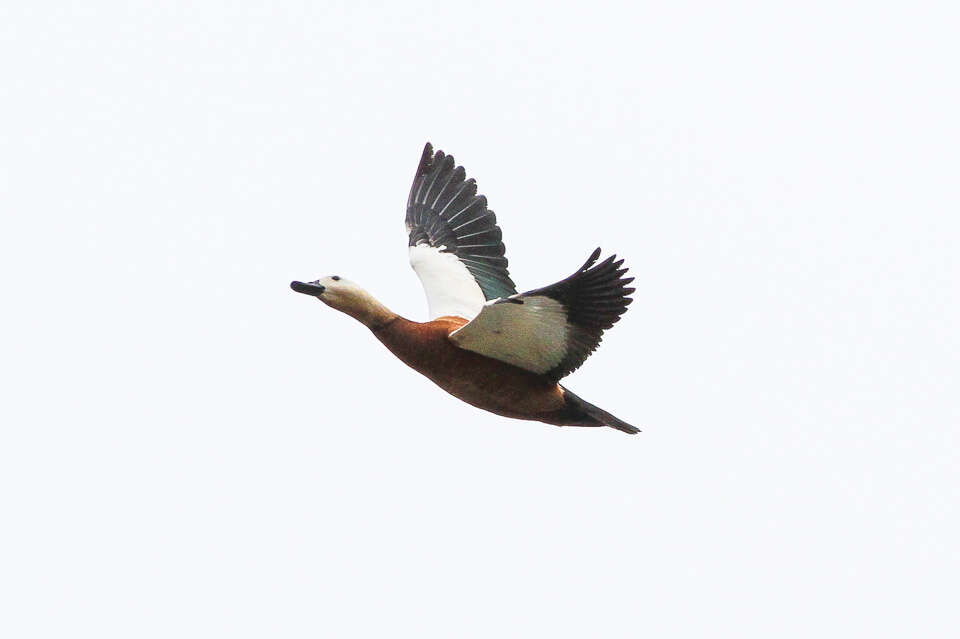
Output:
[[2, 2, 957, 637]]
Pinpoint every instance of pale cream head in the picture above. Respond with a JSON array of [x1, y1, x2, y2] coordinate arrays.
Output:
[[290, 275, 396, 329]]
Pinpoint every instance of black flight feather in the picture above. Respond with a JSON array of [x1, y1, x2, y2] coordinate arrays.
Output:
[[519, 248, 635, 380], [406, 143, 517, 301]]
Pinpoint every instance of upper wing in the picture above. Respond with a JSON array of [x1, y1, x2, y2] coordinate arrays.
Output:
[[449, 249, 634, 380], [406, 143, 517, 320]]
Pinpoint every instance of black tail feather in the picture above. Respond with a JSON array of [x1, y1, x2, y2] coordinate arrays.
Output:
[[560, 386, 640, 435]]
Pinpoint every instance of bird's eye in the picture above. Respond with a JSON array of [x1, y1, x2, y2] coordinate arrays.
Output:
[[331, 275, 341, 281]]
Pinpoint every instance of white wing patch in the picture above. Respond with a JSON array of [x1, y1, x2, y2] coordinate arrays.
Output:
[[448, 295, 569, 374], [409, 244, 486, 320]]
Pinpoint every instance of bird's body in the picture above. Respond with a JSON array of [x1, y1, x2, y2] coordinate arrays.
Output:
[[372, 315, 568, 422], [292, 143, 639, 434]]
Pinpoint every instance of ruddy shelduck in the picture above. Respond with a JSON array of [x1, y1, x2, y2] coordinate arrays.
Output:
[[292, 143, 638, 434]]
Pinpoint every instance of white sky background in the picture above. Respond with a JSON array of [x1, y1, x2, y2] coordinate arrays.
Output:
[[1, 1, 957, 637]]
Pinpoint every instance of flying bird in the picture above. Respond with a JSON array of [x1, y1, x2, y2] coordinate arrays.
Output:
[[291, 143, 638, 434]]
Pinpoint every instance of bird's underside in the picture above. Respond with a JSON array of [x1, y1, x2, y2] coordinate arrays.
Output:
[[371, 315, 639, 434]]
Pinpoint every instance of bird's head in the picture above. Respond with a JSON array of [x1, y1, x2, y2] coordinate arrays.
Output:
[[290, 275, 395, 328]]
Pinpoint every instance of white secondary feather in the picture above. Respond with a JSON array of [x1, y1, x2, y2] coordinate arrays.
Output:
[[448, 295, 569, 374], [409, 244, 487, 320]]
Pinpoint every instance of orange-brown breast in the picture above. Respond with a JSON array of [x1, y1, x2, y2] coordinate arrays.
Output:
[[371, 315, 566, 421]]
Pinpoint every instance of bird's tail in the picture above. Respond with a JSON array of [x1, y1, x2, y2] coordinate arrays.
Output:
[[560, 386, 640, 434]]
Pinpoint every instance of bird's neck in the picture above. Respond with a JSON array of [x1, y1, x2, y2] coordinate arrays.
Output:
[[337, 293, 398, 330]]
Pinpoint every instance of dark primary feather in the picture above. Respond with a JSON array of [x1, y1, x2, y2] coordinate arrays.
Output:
[[517, 248, 635, 380], [406, 143, 517, 301]]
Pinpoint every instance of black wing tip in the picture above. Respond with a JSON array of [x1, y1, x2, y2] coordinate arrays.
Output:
[[417, 142, 434, 174], [578, 248, 634, 276], [573, 248, 633, 285], [416, 142, 458, 184], [579, 247, 603, 271]]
